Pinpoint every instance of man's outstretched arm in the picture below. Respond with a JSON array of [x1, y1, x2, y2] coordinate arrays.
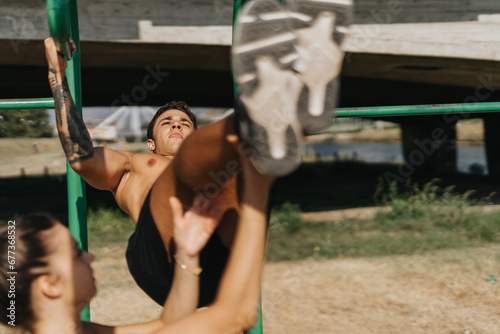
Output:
[[44, 38, 130, 191], [46, 38, 93, 166]]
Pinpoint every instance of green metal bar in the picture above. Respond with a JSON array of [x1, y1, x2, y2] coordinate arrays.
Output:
[[66, 0, 90, 322], [233, 0, 242, 29], [45, 0, 89, 322], [335, 102, 500, 118], [250, 295, 264, 334], [0, 98, 55, 110], [233, 1, 265, 333], [232, 0, 242, 97], [47, 0, 73, 60], [2, 99, 500, 119]]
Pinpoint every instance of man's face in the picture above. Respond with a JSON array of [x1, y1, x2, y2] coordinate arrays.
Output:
[[147, 109, 195, 156]]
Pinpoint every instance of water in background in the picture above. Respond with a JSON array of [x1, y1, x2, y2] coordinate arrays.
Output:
[[305, 143, 488, 175]]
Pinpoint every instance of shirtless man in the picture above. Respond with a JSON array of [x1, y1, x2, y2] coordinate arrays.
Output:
[[45, 0, 352, 309], [46, 37, 240, 308]]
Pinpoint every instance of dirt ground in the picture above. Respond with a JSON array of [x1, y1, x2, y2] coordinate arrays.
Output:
[[0, 138, 144, 178], [1, 122, 496, 333], [80, 244, 500, 334], [1, 243, 499, 334]]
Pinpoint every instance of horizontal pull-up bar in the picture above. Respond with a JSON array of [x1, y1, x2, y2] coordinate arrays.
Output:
[[0, 98, 55, 110], [2, 99, 500, 118], [335, 102, 500, 118]]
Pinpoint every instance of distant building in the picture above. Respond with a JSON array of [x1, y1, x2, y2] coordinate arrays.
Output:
[[89, 106, 155, 142]]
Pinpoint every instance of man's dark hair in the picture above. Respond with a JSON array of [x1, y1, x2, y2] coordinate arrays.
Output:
[[147, 101, 197, 140]]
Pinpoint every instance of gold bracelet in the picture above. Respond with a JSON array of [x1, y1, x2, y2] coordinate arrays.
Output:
[[173, 254, 203, 276]]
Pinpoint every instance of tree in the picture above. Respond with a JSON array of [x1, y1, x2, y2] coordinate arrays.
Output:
[[0, 109, 53, 138]]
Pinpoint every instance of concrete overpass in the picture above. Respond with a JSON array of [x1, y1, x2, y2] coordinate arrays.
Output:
[[2, 0, 500, 107], [2, 0, 500, 175]]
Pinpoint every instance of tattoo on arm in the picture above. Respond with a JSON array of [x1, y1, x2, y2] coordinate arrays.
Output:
[[50, 72, 94, 164]]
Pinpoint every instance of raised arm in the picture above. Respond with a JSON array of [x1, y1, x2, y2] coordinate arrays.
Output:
[[44, 38, 130, 191], [161, 194, 223, 322], [85, 194, 223, 334]]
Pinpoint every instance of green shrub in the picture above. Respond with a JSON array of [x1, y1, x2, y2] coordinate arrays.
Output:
[[375, 179, 500, 242], [269, 201, 304, 235], [266, 179, 500, 262], [85, 181, 500, 263], [87, 207, 134, 245]]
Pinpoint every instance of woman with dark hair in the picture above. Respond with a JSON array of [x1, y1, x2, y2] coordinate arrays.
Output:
[[0, 140, 273, 334]]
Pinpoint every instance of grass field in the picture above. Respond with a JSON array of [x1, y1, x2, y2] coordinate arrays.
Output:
[[85, 180, 500, 263]]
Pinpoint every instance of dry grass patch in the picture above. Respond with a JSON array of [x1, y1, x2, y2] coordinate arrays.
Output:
[[262, 246, 500, 334]]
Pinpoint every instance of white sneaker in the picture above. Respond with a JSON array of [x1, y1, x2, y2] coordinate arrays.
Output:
[[285, 0, 353, 134], [233, 0, 303, 176]]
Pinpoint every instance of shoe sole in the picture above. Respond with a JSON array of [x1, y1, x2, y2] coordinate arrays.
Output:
[[286, 0, 353, 135], [233, 0, 303, 176]]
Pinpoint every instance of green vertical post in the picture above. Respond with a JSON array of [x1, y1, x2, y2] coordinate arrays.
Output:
[[250, 296, 264, 334], [232, 0, 242, 98], [232, 0, 269, 332], [64, 0, 90, 321]]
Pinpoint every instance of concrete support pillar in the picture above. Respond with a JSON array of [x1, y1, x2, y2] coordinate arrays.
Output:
[[483, 114, 500, 177], [400, 119, 457, 175]]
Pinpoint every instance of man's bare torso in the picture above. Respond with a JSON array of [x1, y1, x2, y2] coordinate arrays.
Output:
[[113, 152, 171, 224]]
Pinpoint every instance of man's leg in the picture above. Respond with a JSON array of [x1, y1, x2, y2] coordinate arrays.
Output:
[[150, 115, 241, 252], [172, 114, 241, 191], [144, 0, 353, 306], [148, 0, 354, 255]]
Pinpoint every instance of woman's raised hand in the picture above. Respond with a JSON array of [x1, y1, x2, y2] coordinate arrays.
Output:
[[169, 194, 223, 258]]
